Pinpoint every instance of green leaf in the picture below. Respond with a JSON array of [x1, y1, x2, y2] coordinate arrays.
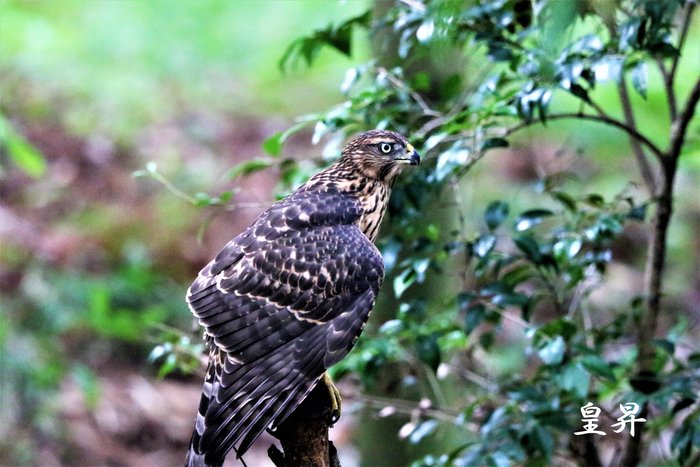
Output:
[[434, 146, 470, 182], [416, 20, 435, 43], [393, 268, 416, 298], [513, 234, 541, 263], [464, 303, 486, 334], [630, 61, 647, 99], [148, 343, 169, 363], [263, 132, 285, 156], [218, 191, 234, 203], [438, 330, 468, 351], [515, 209, 554, 231], [479, 331, 495, 350], [653, 338, 674, 355], [539, 318, 577, 339], [492, 292, 529, 308], [628, 203, 647, 221], [537, 335, 565, 365], [481, 137, 509, 152], [671, 423, 694, 460], [559, 363, 590, 398], [278, 10, 370, 70], [486, 452, 510, 467], [328, 10, 371, 55], [579, 354, 615, 381], [473, 234, 497, 258], [0, 115, 46, 178], [340, 67, 360, 93], [485, 200, 509, 230], [416, 333, 441, 372], [158, 353, 178, 378], [583, 193, 605, 207], [193, 192, 216, 207], [409, 419, 438, 444], [226, 159, 271, 180], [500, 264, 534, 288], [550, 190, 578, 211], [568, 83, 590, 102], [553, 238, 582, 261], [530, 424, 554, 459], [379, 319, 403, 336]]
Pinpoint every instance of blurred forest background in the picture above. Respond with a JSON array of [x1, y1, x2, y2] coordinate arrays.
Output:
[[1, 1, 698, 466]]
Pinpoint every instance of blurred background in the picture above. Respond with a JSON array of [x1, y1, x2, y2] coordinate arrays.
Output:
[[1, 1, 698, 466], [1, 1, 369, 465]]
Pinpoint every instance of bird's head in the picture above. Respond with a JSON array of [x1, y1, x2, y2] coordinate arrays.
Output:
[[340, 130, 420, 182]]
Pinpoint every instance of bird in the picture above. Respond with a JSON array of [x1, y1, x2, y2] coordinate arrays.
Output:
[[184, 129, 420, 466]]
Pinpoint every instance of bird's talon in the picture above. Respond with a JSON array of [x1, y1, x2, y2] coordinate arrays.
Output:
[[322, 373, 342, 424]]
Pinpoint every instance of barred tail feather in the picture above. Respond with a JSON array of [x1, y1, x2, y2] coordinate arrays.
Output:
[[185, 358, 229, 467], [185, 442, 215, 467]]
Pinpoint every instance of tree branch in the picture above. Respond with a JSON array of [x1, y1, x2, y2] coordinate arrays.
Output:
[[622, 47, 700, 467], [353, 393, 468, 427], [585, 97, 613, 120], [504, 112, 665, 160], [668, 75, 700, 161], [657, 58, 677, 121], [268, 383, 340, 467], [668, 2, 697, 116], [618, 76, 658, 193], [636, 75, 700, 374]]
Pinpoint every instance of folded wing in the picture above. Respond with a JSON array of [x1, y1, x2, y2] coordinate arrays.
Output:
[[185, 189, 384, 464]]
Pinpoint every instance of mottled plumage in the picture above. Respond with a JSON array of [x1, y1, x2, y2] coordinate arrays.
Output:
[[185, 130, 419, 466]]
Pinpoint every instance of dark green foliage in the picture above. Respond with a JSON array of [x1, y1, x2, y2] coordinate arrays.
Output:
[[260, 0, 699, 464], [279, 11, 371, 71]]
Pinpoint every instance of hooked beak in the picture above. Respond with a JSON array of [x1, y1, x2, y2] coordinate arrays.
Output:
[[395, 143, 421, 165]]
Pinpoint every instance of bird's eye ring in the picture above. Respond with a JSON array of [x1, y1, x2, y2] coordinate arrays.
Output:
[[379, 143, 393, 154]]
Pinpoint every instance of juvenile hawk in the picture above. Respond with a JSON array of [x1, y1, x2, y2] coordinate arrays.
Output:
[[185, 130, 420, 466]]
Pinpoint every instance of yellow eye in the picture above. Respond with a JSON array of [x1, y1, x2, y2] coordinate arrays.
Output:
[[379, 142, 393, 154]]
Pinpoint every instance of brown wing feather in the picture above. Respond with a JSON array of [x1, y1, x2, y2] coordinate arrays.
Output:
[[185, 188, 384, 465]]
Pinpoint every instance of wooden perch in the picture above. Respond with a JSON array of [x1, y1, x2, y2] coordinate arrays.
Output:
[[268, 383, 341, 467]]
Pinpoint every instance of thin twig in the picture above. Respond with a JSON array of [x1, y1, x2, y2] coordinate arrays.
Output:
[[449, 177, 470, 285], [658, 57, 678, 123], [668, 76, 700, 160], [453, 367, 500, 394], [349, 393, 471, 428], [668, 1, 697, 117], [533, 266, 564, 314], [423, 364, 449, 409], [618, 76, 658, 193], [480, 300, 553, 343], [585, 97, 613, 120], [138, 166, 271, 210], [377, 66, 442, 118], [504, 112, 665, 161], [567, 265, 599, 349]]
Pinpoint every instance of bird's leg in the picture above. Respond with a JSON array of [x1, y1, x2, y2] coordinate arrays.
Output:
[[321, 372, 342, 423]]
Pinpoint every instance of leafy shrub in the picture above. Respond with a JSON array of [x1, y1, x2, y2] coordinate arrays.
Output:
[[253, 1, 699, 465]]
